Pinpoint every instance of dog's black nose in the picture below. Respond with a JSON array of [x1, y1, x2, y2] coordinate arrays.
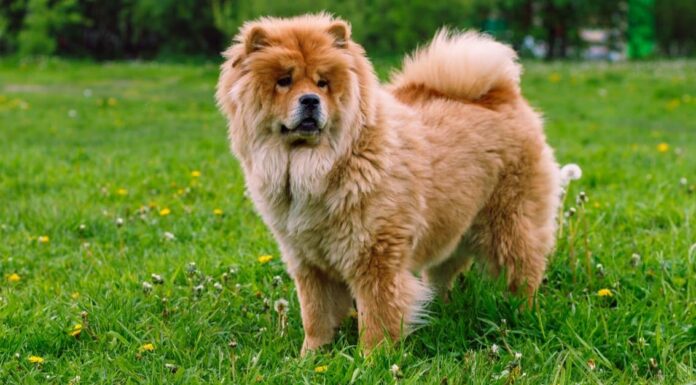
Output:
[[299, 94, 320, 108]]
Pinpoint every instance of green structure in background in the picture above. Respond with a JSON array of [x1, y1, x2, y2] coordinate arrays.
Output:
[[628, 0, 655, 59]]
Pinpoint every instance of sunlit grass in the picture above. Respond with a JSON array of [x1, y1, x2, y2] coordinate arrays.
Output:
[[1, 58, 695, 384]]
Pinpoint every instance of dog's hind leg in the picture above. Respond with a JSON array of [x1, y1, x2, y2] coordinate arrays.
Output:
[[479, 147, 559, 301]]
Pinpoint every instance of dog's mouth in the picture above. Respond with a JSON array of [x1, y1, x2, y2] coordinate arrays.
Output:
[[281, 118, 321, 135]]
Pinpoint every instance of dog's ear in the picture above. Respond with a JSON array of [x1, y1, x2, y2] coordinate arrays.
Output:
[[327, 20, 350, 48], [245, 25, 269, 54], [222, 44, 244, 68], [222, 44, 243, 67]]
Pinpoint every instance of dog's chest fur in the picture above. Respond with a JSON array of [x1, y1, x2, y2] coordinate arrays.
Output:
[[246, 145, 374, 276]]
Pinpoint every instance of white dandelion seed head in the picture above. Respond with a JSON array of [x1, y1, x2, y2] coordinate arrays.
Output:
[[142, 281, 153, 293], [151, 273, 164, 284], [214, 282, 223, 291], [491, 343, 500, 354], [514, 352, 523, 360], [115, 217, 124, 227], [390, 364, 400, 375], [680, 177, 688, 186], [163, 231, 176, 241], [560, 163, 583, 186], [274, 298, 289, 314]]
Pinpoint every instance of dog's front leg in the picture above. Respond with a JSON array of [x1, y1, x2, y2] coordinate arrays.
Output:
[[293, 264, 353, 356], [352, 255, 430, 352]]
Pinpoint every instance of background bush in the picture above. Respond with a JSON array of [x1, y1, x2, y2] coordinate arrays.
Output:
[[0, 0, 694, 59]]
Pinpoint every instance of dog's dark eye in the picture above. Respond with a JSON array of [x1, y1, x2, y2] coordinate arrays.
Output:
[[317, 79, 329, 88], [277, 76, 292, 87]]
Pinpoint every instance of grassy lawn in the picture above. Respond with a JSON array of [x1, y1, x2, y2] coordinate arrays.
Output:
[[1, 57, 695, 384]]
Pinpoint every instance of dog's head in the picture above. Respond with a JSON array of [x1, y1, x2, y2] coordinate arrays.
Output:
[[216, 14, 376, 154]]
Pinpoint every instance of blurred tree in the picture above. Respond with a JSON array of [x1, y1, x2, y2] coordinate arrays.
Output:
[[0, 0, 692, 59], [627, 0, 655, 59], [0, 0, 28, 53], [17, 0, 81, 56], [654, 0, 696, 56]]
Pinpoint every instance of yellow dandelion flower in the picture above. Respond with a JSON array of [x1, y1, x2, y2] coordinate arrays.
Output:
[[107, 97, 118, 107], [117, 188, 128, 196], [666, 99, 680, 111], [28, 355, 44, 364], [159, 208, 171, 216], [258, 255, 273, 264], [597, 288, 613, 297], [213, 208, 223, 216], [191, 170, 201, 178], [593, 202, 601, 209], [314, 365, 328, 373], [7, 273, 21, 282], [656, 143, 669, 153], [140, 343, 155, 352], [548, 73, 561, 83], [38, 235, 49, 244], [71, 292, 80, 299], [68, 323, 82, 337]]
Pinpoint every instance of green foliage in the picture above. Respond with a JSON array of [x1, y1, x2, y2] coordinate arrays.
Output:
[[0, 58, 695, 384], [17, 0, 81, 56], [627, 0, 655, 59], [0, 0, 28, 53], [0, 0, 695, 59], [655, 0, 696, 56]]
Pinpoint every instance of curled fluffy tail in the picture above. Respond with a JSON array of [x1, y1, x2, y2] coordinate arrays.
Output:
[[391, 29, 521, 104]]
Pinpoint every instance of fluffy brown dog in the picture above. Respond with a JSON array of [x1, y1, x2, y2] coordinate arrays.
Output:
[[216, 13, 559, 354]]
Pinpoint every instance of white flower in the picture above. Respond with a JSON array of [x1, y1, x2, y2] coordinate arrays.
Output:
[[142, 281, 153, 293], [163, 231, 176, 241], [390, 364, 402, 377], [560, 163, 582, 186], [151, 273, 164, 284], [491, 343, 500, 354], [514, 351, 522, 360], [274, 298, 289, 314], [213, 282, 223, 291], [115, 217, 124, 227], [680, 177, 688, 186]]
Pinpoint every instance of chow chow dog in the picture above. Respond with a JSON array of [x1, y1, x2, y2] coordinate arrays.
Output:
[[216, 13, 559, 354]]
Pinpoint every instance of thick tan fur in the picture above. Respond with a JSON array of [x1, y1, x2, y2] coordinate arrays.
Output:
[[216, 13, 560, 354]]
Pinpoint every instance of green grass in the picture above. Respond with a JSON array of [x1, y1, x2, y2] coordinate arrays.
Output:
[[1, 57, 695, 384]]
